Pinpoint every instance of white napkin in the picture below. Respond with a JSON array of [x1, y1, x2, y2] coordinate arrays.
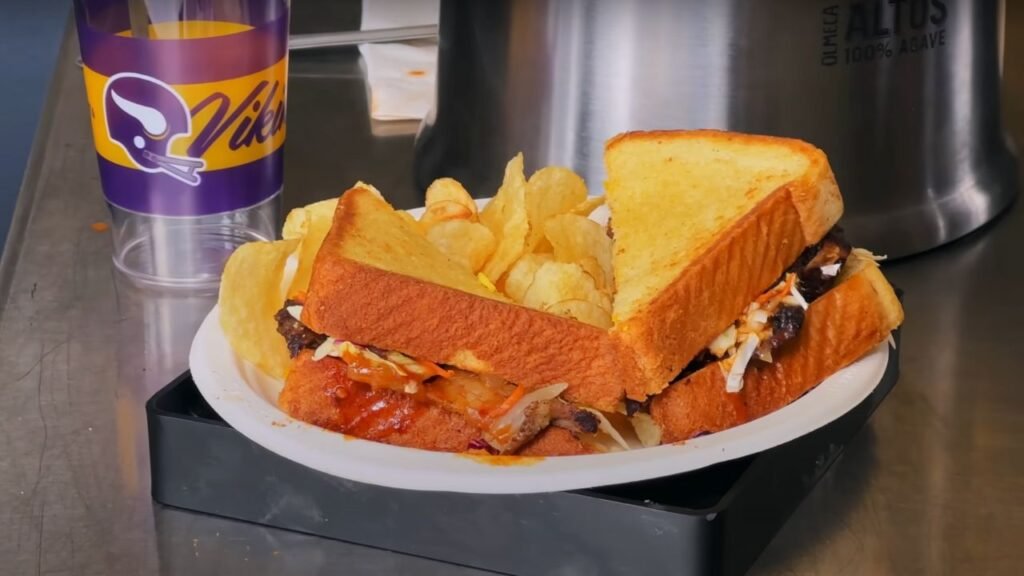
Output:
[[359, 41, 437, 121], [359, 0, 439, 121]]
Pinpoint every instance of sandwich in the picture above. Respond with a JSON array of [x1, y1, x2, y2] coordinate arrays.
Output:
[[645, 250, 902, 443], [603, 130, 902, 443], [222, 129, 901, 457], [275, 186, 635, 455]]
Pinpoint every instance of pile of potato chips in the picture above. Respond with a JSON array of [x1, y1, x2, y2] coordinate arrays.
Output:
[[219, 193, 346, 379], [415, 154, 613, 329], [219, 157, 612, 380]]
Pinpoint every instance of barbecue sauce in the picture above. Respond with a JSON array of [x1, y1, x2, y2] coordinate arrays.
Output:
[[315, 358, 430, 441]]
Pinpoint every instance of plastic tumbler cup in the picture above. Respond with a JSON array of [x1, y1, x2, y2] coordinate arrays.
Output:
[[73, 0, 289, 288]]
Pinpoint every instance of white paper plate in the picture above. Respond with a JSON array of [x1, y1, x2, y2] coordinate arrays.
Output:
[[190, 311, 887, 494], [191, 198, 889, 494]]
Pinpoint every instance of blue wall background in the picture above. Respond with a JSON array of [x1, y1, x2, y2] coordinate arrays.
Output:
[[0, 2, 69, 255]]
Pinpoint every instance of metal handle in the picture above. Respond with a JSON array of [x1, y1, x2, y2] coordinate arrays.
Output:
[[288, 25, 438, 51]]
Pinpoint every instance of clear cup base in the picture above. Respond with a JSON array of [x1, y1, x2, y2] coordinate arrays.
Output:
[[113, 224, 271, 290], [109, 194, 280, 291]]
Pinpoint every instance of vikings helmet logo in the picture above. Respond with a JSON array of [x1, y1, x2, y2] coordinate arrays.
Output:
[[103, 73, 205, 186]]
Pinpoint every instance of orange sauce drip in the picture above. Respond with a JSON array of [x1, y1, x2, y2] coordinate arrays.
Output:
[[315, 360, 429, 441], [458, 453, 544, 467]]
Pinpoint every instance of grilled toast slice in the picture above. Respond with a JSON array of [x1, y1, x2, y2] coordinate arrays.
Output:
[[606, 130, 844, 393], [302, 186, 647, 411]]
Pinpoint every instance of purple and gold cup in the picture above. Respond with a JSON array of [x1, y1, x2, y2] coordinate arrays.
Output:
[[73, 0, 289, 288]]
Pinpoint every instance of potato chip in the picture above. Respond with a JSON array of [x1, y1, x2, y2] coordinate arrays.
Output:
[[395, 209, 423, 233], [282, 209, 307, 240], [524, 166, 588, 252], [426, 220, 497, 273], [531, 239, 554, 254], [544, 213, 614, 290], [219, 239, 301, 379], [503, 253, 554, 303], [575, 256, 607, 291], [543, 299, 613, 329], [480, 154, 530, 282], [420, 200, 475, 228], [286, 198, 339, 296], [426, 177, 477, 220], [521, 261, 611, 312], [570, 195, 606, 217], [354, 180, 385, 199]]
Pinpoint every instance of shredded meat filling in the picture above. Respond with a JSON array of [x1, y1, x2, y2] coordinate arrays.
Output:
[[275, 299, 326, 358], [481, 397, 599, 453], [787, 227, 851, 302], [624, 396, 654, 417], [486, 401, 553, 453], [768, 305, 805, 350], [550, 401, 600, 434]]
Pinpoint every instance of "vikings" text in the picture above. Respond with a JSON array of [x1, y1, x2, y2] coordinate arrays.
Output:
[[187, 79, 286, 158]]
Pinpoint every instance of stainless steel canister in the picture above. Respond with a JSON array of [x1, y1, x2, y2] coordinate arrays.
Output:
[[414, 0, 1016, 257]]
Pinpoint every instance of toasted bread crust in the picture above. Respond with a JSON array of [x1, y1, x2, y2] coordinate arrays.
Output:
[[280, 352, 479, 452], [280, 352, 595, 455], [614, 189, 808, 393], [306, 257, 646, 411], [518, 427, 593, 456], [606, 130, 843, 392], [649, 262, 903, 443], [606, 130, 841, 233]]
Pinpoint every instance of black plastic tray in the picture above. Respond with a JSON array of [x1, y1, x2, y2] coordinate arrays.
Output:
[[148, 335, 899, 576]]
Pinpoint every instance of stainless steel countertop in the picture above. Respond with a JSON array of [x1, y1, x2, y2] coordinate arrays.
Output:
[[2, 11, 1023, 576]]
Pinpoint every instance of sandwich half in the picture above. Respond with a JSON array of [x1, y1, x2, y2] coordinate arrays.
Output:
[[630, 248, 905, 444], [643, 250, 902, 443], [276, 186, 634, 455], [606, 130, 844, 395]]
